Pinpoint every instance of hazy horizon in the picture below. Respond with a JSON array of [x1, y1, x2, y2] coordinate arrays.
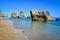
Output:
[[0, 0, 60, 17]]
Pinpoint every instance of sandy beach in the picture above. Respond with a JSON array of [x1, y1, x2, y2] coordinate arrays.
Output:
[[0, 20, 30, 40]]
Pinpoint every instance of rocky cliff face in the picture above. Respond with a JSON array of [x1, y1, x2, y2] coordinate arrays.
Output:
[[30, 10, 56, 21], [18, 11, 25, 18]]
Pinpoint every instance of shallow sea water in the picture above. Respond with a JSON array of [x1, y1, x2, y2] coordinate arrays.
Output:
[[4, 18, 60, 40]]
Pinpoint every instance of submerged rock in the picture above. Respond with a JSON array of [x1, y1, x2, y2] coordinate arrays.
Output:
[[18, 11, 25, 18], [30, 10, 56, 21]]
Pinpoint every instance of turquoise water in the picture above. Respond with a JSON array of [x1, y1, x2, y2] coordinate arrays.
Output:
[[4, 18, 60, 40]]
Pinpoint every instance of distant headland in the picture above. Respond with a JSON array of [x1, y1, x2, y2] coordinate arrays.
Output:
[[0, 10, 57, 21]]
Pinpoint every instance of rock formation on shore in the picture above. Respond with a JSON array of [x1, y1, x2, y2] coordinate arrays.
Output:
[[11, 12, 17, 18], [0, 11, 4, 18], [18, 11, 25, 18], [30, 10, 56, 21], [4, 15, 8, 18]]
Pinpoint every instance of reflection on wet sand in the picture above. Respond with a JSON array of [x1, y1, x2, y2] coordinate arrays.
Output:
[[0, 20, 29, 40]]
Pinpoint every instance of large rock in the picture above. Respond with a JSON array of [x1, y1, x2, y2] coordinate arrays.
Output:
[[18, 11, 25, 18], [0, 11, 4, 18], [11, 12, 17, 18], [30, 10, 56, 21], [4, 15, 8, 18]]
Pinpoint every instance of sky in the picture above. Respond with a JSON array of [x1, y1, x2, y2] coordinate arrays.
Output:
[[0, 0, 60, 17]]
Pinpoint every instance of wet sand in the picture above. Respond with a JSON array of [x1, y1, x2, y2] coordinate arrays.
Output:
[[0, 20, 30, 40]]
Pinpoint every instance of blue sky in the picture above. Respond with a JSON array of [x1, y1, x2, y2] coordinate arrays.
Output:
[[0, 0, 60, 17]]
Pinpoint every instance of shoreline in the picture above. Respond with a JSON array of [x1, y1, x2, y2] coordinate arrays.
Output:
[[0, 20, 30, 40]]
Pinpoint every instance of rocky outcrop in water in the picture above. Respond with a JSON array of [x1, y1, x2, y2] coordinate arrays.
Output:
[[18, 11, 25, 18], [0, 11, 4, 19], [30, 10, 56, 21], [11, 12, 17, 18], [4, 15, 8, 18]]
